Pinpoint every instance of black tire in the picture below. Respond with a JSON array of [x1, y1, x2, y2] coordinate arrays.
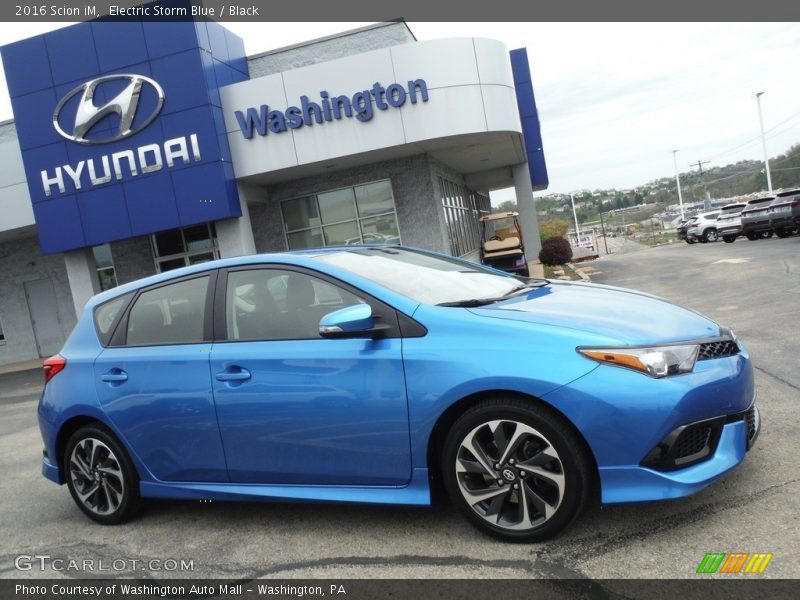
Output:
[[722, 235, 736, 243], [64, 424, 141, 525], [760, 231, 773, 239], [686, 238, 697, 245], [441, 397, 593, 543], [775, 228, 791, 238], [745, 232, 758, 241], [703, 228, 718, 243]]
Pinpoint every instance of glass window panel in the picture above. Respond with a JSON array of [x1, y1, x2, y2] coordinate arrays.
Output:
[[98, 268, 117, 292], [355, 180, 395, 217], [158, 257, 187, 272], [281, 196, 320, 231], [323, 221, 361, 246], [92, 244, 114, 269], [318, 188, 357, 224], [359, 214, 400, 245], [153, 229, 185, 256], [287, 228, 324, 250], [184, 224, 213, 251], [127, 276, 209, 345], [188, 252, 215, 265], [154, 229, 185, 257]]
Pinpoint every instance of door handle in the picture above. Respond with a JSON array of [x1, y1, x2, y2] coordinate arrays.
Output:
[[215, 368, 251, 382], [101, 370, 128, 383]]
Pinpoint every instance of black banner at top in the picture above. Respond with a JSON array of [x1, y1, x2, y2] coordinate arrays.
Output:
[[1, 0, 800, 22]]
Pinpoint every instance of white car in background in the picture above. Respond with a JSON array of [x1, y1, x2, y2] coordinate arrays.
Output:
[[686, 211, 721, 243], [716, 203, 747, 243]]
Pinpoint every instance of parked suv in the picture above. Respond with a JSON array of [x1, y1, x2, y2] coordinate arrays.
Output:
[[686, 211, 720, 243], [716, 203, 747, 243], [768, 189, 800, 238], [740, 196, 775, 240]]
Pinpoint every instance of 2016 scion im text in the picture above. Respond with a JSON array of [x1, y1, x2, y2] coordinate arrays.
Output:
[[38, 246, 759, 542]]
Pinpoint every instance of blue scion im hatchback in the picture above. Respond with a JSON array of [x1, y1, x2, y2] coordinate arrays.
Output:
[[38, 246, 759, 542]]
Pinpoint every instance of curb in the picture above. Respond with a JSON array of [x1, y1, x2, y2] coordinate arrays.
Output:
[[568, 263, 592, 282]]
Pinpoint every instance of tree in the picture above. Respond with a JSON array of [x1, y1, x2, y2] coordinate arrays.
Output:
[[494, 200, 518, 213], [539, 219, 571, 242]]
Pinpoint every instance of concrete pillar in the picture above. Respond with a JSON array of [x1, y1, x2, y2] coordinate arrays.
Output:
[[63, 248, 100, 318], [513, 162, 542, 264], [216, 183, 258, 258]]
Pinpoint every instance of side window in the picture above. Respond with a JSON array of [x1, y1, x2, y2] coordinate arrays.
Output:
[[127, 276, 209, 346], [94, 293, 131, 346], [227, 270, 362, 341]]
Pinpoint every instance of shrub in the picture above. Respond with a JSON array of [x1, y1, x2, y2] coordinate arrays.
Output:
[[538, 219, 571, 243], [538, 236, 573, 266]]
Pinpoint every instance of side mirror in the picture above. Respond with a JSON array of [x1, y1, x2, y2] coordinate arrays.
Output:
[[319, 304, 375, 338]]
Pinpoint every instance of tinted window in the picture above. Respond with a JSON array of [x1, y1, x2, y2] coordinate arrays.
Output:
[[94, 293, 131, 346], [226, 270, 362, 341], [127, 276, 209, 345]]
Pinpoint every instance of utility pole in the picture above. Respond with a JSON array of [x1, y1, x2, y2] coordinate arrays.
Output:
[[672, 149, 685, 219], [755, 92, 773, 194], [599, 209, 609, 254], [692, 159, 711, 209]]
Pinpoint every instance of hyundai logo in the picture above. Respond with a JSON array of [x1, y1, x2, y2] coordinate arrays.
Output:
[[52, 74, 164, 144]]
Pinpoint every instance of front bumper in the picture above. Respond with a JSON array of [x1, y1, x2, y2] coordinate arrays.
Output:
[[602, 403, 759, 504]]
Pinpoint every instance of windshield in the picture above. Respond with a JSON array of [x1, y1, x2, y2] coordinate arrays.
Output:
[[313, 247, 533, 305], [483, 217, 519, 240]]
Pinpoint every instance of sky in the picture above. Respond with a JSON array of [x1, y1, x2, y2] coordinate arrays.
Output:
[[1, 21, 799, 201]]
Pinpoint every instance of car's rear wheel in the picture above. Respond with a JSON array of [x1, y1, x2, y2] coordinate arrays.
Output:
[[441, 398, 592, 542], [703, 228, 718, 243], [686, 238, 697, 244], [759, 231, 773, 239], [745, 232, 758, 241], [722, 234, 736, 243], [775, 228, 793, 238], [64, 425, 141, 524]]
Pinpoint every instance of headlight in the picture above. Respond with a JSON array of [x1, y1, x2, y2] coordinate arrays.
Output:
[[578, 344, 699, 377]]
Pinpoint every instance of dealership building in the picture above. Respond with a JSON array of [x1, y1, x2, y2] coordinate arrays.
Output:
[[0, 17, 548, 366]]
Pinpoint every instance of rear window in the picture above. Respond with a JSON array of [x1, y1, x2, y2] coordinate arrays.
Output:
[[93, 294, 132, 346], [719, 205, 745, 216], [126, 276, 209, 346]]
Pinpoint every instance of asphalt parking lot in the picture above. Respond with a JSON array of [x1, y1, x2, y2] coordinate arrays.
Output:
[[1, 236, 798, 580]]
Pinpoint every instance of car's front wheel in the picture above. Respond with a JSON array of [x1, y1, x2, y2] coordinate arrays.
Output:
[[64, 425, 141, 525], [441, 398, 593, 542], [722, 234, 736, 243], [703, 228, 718, 243]]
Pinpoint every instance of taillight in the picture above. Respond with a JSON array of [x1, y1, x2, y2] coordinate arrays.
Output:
[[43, 354, 66, 384], [790, 200, 800, 207]]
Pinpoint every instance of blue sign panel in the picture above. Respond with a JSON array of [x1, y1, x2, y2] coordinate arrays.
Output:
[[510, 48, 549, 191], [1, 17, 247, 254]]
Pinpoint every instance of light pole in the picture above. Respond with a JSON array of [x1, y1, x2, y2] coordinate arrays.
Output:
[[672, 149, 685, 219], [569, 193, 581, 242], [755, 92, 773, 194]]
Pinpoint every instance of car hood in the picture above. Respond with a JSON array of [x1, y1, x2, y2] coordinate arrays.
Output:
[[468, 280, 721, 345]]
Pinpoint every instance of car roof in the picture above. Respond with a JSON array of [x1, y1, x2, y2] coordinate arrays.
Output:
[[721, 203, 746, 210], [87, 245, 393, 308]]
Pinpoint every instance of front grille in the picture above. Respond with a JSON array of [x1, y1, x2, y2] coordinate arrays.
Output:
[[698, 340, 739, 360], [673, 425, 712, 460]]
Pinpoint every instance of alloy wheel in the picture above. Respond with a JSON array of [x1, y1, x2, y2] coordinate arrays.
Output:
[[69, 437, 126, 516], [455, 419, 565, 531]]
